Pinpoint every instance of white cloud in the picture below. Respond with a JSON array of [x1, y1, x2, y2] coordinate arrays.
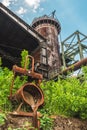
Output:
[[2, 0, 11, 6], [2, 0, 45, 12], [2, 0, 17, 7], [25, 0, 44, 12], [16, 7, 27, 15]]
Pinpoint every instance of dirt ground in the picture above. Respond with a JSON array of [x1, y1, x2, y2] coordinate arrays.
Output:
[[0, 114, 87, 130], [53, 116, 87, 130], [0, 114, 33, 130]]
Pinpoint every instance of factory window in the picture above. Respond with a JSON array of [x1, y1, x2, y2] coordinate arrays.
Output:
[[41, 47, 47, 64], [42, 56, 46, 64], [42, 48, 46, 56]]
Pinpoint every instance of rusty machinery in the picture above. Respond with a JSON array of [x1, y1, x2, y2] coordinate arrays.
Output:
[[9, 55, 44, 129]]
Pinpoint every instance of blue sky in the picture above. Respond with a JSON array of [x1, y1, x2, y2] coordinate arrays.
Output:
[[0, 0, 87, 40]]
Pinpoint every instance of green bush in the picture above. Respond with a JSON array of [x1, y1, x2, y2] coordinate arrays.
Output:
[[0, 50, 29, 111], [41, 68, 87, 119], [40, 113, 53, 130], [0, 113, 6, 126], [21, 49, 29, 69], [0, 67, 13, 111], [0, 67, 28, 111]]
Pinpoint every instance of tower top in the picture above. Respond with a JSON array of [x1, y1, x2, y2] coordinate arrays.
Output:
[[31, 11, 61, 34], [50, 10, 56, 18]]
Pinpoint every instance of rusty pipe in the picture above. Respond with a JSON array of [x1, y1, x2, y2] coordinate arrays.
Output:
[[13, 83, 44, 111], [61, 57, 87, 75]]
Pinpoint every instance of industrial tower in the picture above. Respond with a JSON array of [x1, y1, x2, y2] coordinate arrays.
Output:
[[32, 11, 61, 78]]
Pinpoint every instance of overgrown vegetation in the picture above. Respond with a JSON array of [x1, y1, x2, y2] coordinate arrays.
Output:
[[39, 112, 53, 130], [0, 50, 87, 129], [0, 50, 28, 112], [21, 49, 29, 69], [41, 67, 87, 120]]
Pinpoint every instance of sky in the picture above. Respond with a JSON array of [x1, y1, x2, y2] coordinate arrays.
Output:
[[0, 0, 87, 41]]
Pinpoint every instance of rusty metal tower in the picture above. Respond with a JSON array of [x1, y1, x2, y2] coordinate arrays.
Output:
[[61, 30, 87, 69], [32, 11, 61, 78]]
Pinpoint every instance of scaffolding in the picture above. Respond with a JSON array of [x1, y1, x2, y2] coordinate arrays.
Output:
[[61, 30, 87, 69]]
